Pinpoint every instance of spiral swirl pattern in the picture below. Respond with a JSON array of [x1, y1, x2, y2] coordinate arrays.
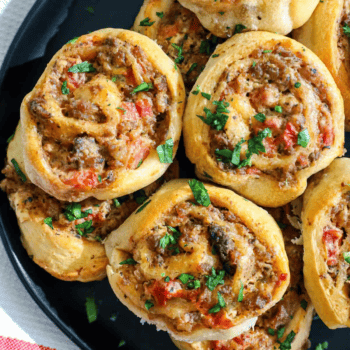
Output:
[[20, 28, 184, 202], [105, 179, 289, 342], [184, 32, 344, 207]]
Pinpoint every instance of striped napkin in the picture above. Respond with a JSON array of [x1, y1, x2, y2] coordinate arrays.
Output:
[[0, 337, 56, 350]]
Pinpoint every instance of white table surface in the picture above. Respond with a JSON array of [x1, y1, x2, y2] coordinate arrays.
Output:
[[0, 1, 81, 349]]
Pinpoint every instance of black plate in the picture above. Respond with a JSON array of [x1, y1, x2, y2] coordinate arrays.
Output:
[[0, 0, 349, 349]]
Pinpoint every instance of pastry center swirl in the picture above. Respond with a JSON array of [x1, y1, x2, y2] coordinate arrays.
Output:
[[26, 37, 171, 189], [209, 44, 334, 184], [119, 201, 285, 332]]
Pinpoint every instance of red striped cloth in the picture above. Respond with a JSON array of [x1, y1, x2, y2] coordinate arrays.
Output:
[[0, 337, 56, 350]]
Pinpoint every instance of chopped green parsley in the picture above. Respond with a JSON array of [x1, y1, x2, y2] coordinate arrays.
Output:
[[233, 24, 247, 34], [188, 179, 211, 207], [85, 297, 98, 323], [11, 158, 26, 182], [238, 280, 244, 302], [44, 217, 53, 229], [156, 138, 174, 163], [68, 61, 96, 73], [206, 267, 225, 291], [140, 17, 155, 26], [131, 82, 153, 94], [197, 100, 230, 130], [145, 300, 154, 310], [61, 81, 70, 95], [119, 258, 137, 265], [208, 292, 226, 313], [297, 129, 310, 148]]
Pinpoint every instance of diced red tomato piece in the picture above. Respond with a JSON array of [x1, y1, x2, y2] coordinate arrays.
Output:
[[322, 229, 343, 266], [276, 273, 288, 286], [246, 167, 261, 175], [120, 102, 140, 121], [67, 72, 80, 88], [233, 335, 246, 346], [63, 170, 99, 190], [160, 23, 179, 38], [87, 212, 104, 223], [204, 310, 234, 330], [264, 137, 277, 157], [264, 117, 281, 130], [135, 99, 153, 118], [146, 280, 199, 306], [127, 139, 151, 169], [280, 273, 288, 281], [281, 122, 298, 149], [297, 154, 309, 166], [123, 68, 137, 86], [322, 126, 334, 147], [146, 280, 178, 306]]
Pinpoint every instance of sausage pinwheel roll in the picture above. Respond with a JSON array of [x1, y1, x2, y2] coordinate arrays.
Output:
[[133, 0, 223, 91], [176, 0, 319, 38], [1, 123, 179, 282], [20, 28, 184, 202], [293, 0, 350, 130], [302, 158, 350, 329], [171, 204, 314, 350], [183, 31, 344, 208], [105, 179, 290, 342]]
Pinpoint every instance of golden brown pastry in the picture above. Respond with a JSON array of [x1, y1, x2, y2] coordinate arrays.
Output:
[[183, 31, 344, 208], [293, 0, 350, 130], [177, 0, 319, 38], [105, 179, 290, 342], [302, 158, 350, 329], [133, 0, 223, 91], [20, 28, 185, 202], [171, 203, 314, 350], [1, 123, 179, 282]]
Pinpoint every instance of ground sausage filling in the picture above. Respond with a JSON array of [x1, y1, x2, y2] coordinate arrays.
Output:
[[27, 36, 171, 191], [0, 163, 177, 242], [116, 202, 286, 334], [156, 1, 222, 91], [205, 204, 310, 350], [208, 43, 334, 186], [321, 187, 350, 285]]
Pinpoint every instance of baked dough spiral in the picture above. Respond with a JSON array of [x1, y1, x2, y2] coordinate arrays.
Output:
[[171, 203, 314, 350], [293, 0, 350, 131], [183, 31, 344, 208], [1, 123, 179, 282], [105, 179, 290, 342], [177, 0, 319, 38], [20, 28, 185, 202], [302, 158, 350, 329], [133, 0, 222, 91]]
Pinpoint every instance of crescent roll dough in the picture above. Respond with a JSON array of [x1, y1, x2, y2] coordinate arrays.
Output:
[[171, 204, 314, 350], [1, 122, 179, 282], [133, 0, 223, 91], [293, 0, 350, 131], [20, 28, 185, 202], [302, 158, 350, 329], [105, 179, 290, 342], [177, 0, 319, 38], [183, 31, 344, 208]]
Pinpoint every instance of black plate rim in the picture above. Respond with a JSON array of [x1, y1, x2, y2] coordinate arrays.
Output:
[[0, 1, 91, 349]]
